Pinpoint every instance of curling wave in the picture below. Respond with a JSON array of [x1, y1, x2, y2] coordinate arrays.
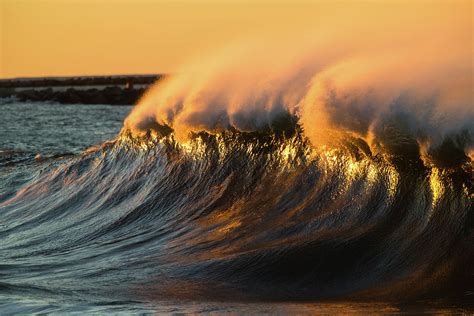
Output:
[[0, 125, 472, 304], [1, 2, 473, 306]]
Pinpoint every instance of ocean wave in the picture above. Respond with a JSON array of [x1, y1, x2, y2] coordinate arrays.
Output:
[[1, 128, 472, 303]]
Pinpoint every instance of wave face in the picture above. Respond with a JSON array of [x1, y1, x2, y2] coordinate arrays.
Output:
[[1, 126, 472, 305]]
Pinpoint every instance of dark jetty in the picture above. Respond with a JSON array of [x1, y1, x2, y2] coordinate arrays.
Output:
[[0, 74, 164, 105], [2, 86, 146, 105]]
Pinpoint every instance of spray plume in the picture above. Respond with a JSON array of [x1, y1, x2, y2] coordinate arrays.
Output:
[[124, 2, 473, 165]]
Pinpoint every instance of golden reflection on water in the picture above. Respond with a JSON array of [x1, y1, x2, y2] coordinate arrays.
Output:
[[429, 168, 445, 208], [319, 148, 400, 200], [123, 133, 472, 213], [148, 300, 470, 315]]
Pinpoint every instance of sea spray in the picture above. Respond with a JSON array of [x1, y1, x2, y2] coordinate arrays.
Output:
[[124, 3, 472, 164]]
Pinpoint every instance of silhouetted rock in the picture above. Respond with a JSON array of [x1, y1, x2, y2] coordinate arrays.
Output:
[[0, 74, 163, 88], [7, 86, 148, 105], [17, 89, 39, 102], [0, 74, 163, 105], [0, 88, 14, 98], [39, 88, 54, 101]]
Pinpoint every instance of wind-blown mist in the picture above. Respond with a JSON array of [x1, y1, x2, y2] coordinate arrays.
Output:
[[124, 4, 472, 165]]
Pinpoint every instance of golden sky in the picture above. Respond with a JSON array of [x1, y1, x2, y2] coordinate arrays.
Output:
[[0, 0, 472, 79]]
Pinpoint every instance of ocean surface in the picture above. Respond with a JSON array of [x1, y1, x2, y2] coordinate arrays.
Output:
[[0, 100, 472, 314]]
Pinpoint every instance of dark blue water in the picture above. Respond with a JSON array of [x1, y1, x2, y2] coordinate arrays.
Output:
[[0, 100, 472, 314]]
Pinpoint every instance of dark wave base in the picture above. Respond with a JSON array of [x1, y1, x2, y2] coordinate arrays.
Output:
[[0, 129, 473, 310]]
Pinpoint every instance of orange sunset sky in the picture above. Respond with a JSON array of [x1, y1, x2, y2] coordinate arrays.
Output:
[[0, 0, 472, 79]]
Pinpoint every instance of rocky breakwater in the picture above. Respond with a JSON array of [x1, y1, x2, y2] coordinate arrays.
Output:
[[12, 86, 146, 105], [0, 75, 162, 105]]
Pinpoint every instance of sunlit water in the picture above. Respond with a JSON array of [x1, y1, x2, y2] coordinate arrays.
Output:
[[0, 100, 472, 314]]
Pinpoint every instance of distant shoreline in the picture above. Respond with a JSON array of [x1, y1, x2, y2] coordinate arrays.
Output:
[[0, 74, 165, 105], [0, 74, 164, 88]]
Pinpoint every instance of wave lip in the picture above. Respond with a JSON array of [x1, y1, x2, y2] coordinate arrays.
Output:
[[121, 110, 473, 170]]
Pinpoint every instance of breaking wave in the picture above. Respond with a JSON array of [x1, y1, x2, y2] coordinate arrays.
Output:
[[1, 2, 472, 308], [1, 125, 472, 304]]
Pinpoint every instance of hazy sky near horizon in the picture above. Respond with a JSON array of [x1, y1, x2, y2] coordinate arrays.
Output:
[[0, 0, 472, 79]]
